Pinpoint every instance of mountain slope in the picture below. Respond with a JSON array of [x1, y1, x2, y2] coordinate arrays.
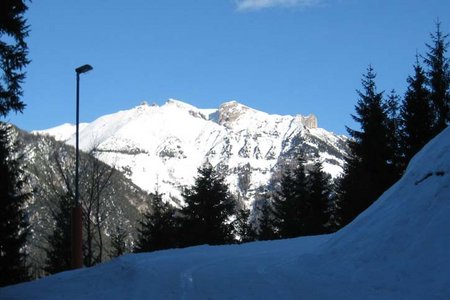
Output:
[[3, 127, 449, 299], [36, 99, 348, 206], [13, 127, 149, 276]]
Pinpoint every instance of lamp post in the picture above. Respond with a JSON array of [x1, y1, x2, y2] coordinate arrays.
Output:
[[72, 64, 93, 269]]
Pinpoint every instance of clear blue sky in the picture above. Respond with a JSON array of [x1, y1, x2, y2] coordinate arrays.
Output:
[[6, 0, 450, 135]]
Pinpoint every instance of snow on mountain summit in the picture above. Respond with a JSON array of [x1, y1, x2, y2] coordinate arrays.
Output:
[[35, 99, 347, 205], [33, 122, 89, 141]]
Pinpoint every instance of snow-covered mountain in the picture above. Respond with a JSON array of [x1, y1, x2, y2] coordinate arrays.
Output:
[[3, 126, 449, 298], [36, 99, 347, 206]]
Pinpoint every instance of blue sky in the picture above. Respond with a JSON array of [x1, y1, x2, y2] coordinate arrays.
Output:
[[5, 0, 450, 135]]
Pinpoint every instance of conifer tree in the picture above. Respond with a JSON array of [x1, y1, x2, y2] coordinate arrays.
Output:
[[180, 164, 235, 246], [339, 66, 396, 226], [0, 124, 30, 286], [135, 191, 179, 252], [255, 198, 277, 241], [234, 207, 257, 243], [272, 156, 309, 238], [400, 57, 434, 165], [44, 193, 72, 275], [0, 0, 31, 287], [0, 0, 30, 117], [305, 160, 331, 235], [424, 22, 450, 134], [326, 188, 341, 233], [385, 90, 403, 177], [109, 225, 128, 258]]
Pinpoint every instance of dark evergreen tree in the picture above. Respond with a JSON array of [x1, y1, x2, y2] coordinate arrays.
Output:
[[255, 198, 277, 241], [325, 185, 341, 233], [400, 57, 434, 165], [272, 156, 309, 238], [0, 0, 31, 287], [0, 0, 30, 117], [385, 90, 403, 177], [305, 160, 331, 235], [109, 225, 128, 258], [424, 22, 450, 134], [180, 164, 236, 246], [135, 191, 179, 252], [234, 208, 257, 243], [44, 193, 72, 275], [0, 124, 30, 286], [339, 66, 396, 226]]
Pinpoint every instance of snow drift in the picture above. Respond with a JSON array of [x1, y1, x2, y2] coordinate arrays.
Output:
[[2, 127, 449, 299]]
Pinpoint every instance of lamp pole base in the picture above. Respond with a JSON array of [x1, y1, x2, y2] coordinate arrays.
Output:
[[71, 205, 83, 269]]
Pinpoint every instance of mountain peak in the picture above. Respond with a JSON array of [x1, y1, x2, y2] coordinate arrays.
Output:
[[219, 101, 253, 112], [164, 98, 201, 111], [217, 101, 262, 128], [35, 99, 347, 204]]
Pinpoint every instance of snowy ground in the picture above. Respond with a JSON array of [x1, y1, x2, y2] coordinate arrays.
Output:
[[2, 127, 449, 299]]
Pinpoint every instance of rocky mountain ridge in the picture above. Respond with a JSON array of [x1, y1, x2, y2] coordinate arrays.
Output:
[[36, 99, 348, 207]]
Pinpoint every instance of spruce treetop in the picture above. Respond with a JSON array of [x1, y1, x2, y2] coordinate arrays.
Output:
[[424, 21, 450, 132], [0, 0, 30, 117]]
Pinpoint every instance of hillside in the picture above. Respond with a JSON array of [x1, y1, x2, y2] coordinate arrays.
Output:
[[13, 127, 149, 276]]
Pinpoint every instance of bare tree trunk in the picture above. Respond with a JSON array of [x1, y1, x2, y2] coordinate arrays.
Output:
[[83, 199, 94, 267]]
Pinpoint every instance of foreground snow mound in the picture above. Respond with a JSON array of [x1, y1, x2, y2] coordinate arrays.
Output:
[[0, 237, 330, 300], [2, 127, 449, 299], [294, 126, 450, 298]]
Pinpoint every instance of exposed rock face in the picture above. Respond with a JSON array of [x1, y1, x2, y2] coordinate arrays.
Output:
[[300, 114, 317, 129]]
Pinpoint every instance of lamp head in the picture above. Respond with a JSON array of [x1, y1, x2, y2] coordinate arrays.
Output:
[[75, 64, 93, 74]]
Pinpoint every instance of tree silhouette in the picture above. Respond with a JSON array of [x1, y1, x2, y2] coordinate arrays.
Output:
[[233, 207, 257, 243], [424, 22, 450, 134], [0, 124, 30, 286], [44, 193, 72, 275], [272, 155, 309, 238], [400, 57, 434, 165], [255, 198, 277, 241], [135, 191, 179, 252], [0, 1, 30, 286], [0, 0, 30, 117], [306, 160, 332, 235], [109, 225, 129, 258], [339, 66, 397, 226], [180, 164, 236, 246]]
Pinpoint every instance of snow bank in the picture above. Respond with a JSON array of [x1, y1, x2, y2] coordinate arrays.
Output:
[[2, 127, 449, 299]]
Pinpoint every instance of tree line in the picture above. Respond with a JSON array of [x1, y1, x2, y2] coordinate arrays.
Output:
[[337, 22, 449, 227], [133, 158, 332, 253]]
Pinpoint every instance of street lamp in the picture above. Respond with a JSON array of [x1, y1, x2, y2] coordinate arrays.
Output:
[[72, 64, 93, 269]]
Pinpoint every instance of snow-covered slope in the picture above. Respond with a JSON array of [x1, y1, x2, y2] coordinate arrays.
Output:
[[4, 127, 449, 299], [37, 122, 89, 141], [35, 99, 347, 205]]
